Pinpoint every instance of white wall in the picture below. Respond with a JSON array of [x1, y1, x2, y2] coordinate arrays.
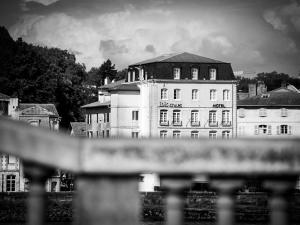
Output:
[[237, 108, 300, 137]]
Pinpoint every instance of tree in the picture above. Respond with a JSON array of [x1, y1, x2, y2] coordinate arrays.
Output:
[[87, 59, 117, 87]]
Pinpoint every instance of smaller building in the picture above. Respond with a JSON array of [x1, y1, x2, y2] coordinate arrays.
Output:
[[237, 83, 300, 138], [0, 95, 62, 192]]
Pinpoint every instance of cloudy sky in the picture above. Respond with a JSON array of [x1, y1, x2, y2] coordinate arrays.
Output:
[[0, 0, 300, 76]]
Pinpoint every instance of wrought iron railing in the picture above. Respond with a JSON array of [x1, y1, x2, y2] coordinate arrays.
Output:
[[0, 116, 299, 225]]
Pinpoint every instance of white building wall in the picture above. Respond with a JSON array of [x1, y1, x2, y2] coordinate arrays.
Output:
[[237, 108, 300, 137], [110, 91, 141, 138]]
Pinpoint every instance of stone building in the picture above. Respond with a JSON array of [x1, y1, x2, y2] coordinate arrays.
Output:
[[0, 94, 61, 192], [82, 52, 237, 191]]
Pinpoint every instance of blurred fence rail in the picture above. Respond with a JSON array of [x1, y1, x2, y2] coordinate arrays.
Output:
[[0, 116, 299, 225]]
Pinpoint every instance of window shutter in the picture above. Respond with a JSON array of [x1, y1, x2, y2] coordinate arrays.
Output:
[[277, 126, 280, 135], [254, 125, 258, 135], [288, 126, 292, 135], [267, 125, 272, 135]]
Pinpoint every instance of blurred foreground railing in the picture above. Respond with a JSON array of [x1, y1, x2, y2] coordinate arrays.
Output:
[[0, 117, 300, 225]]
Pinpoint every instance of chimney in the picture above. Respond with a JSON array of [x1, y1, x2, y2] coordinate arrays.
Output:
[[104, 77, 111, 85], [248, 83, 257, 97]]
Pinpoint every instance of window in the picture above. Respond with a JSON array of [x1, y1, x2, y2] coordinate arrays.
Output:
[[160, 130, 167, 139], [160, 110, 168, 126], [222, 110, 230, 126], [278, 125, 291, 135], [173, 130, 181, 138], [210, 89, 217, 101], [259, 108, 267, 117], [87, 114, 92, 124], [191, 68, 198, 80], [174, 89, 181, 100], [209, 68, 217, 80], [29, 120, 40, 127], [222, 131, 230, 139], [191, 110, 200, 126], [8, 155, 17, 164], [161, 88, 168, 100], [281, 108, 288, 117], [132, 111, 139, 120], [209, 111, 217, 126], [6, 175, 16, 192], [209, 131, 217, 139], [192, 89, 198, 100], [223, 90, 230, 101], [172, 110, 181, 126], [173, 68, 180, 79], [256, 125, 267, 135], [239, 108, 245, 118], [88, 131, 93, 138], [106, 130, 110, 137], [132, 132, 139, 138], [280, 125, 288, 134], [104, 113, 110, 123], [191, 131, 199, 139]]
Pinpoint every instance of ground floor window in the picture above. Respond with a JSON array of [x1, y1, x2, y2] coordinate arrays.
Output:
[[132, 132, 139, 138], [160, 130, 167, 139], [191, 131, 199, 139], [173, 131, 181, 138], [222, 131, 230, 139], [258, 125, 267, 135], [280, 125, 288, 134], [209, 131, 217, 139], [6, 175, 16, 192]]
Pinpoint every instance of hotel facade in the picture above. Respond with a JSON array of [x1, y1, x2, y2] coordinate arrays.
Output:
[[82, 52, 237, 191]]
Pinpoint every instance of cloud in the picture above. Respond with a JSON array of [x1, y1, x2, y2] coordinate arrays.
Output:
[[263, 1, 300, 33], [24, 0, 60, 6], [263, 10, 288, 31], [8, 1, 300, 75], [145, 44, 156, 53]]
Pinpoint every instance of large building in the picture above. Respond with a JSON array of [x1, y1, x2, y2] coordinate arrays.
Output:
[[82, 52, 237, 191], [237, 83, 300, 138], [0, 94, 61, 192]]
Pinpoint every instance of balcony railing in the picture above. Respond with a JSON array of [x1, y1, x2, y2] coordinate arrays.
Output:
[[0, 116, 300, 225], [209, 121, 218, 127], [172, 120, 182, 126], [222, 121, 232, 127], [191, 121, 200, 127], [159, 120, 169, 126]]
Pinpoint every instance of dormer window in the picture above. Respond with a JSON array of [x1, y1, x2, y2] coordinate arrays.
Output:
[[173, 68, 180, 80], [209, 68, 217, 80], [191, 68, 198, 80]]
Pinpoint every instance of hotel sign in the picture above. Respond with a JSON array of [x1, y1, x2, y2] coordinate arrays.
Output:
[[213, 104, 225, 108], [160, 102, 182, 108]]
